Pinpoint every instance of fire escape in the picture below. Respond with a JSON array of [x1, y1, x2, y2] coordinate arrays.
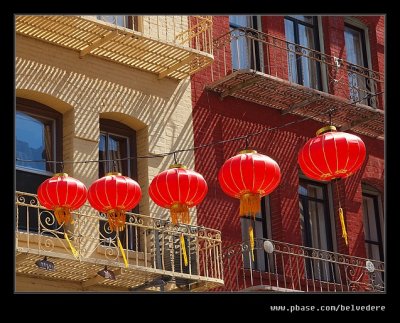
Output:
[[16, 15, 213, 80], [207, 27, 384, 139]]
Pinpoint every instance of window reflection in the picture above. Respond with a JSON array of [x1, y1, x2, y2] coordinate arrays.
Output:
[[16, 111, 55, 173]]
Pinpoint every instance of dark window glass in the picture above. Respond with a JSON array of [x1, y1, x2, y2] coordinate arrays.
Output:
[[299, 178, 335, 281], [241, 196, 271, 271], [362, 192, 383, 262], [284, 16, 322, 90]]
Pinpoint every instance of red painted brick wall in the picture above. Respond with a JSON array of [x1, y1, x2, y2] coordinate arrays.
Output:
[[191, 16, 384, 290]]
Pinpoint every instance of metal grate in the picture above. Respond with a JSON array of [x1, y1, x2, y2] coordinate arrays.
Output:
[[16, 15, 213, 80]]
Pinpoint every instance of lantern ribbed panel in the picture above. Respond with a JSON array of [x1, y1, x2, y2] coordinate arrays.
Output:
[[218, 152, 281, 198], [149, 167, 208, 209], [88, 174, 142, 212], [298, 131, 366, 181], [37, 174, 87, 210]]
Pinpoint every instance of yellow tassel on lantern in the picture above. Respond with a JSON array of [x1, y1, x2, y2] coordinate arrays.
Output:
[[117, 237, 129, 268], [248, 226, 255, 262], [107, 209, 126, 232], [339, 207, 348, 246], [64, 233, 79, 259], [170, 203, 190, 225], [240, 193, 261, 217], [54, 207, 72, 225], [180, 233, 188, 267]]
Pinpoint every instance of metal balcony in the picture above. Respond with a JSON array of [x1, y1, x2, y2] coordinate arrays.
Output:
[[223, 238, 384, 292], [16, 191, 224, 291], [207, 27, 384, 139], [16, 15, 213, 80]]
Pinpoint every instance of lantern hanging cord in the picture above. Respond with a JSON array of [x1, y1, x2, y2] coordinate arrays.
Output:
[[59, 162, 64, 173], [335, 178, 342, 210], [16, 91, 383, 166], [245, 136, 250, 150]]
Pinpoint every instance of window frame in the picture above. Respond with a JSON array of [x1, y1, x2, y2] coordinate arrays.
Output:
[[344, 23, 369, 69], [16, 98, 62, 176], [95, 15, 140, 31], [344, 18, 373, 71], [99, 118, 137, 180], [299, 177, 339, 282], [284, 15, 323, 90], [344, 19, 375, 107], [241, 195, 271, 271], [229, 15, 264, 72], [298, 177, 334, 252], [98, 118, 139, 251], [16, 98, 63, 234], [362, 185, 384, 262]]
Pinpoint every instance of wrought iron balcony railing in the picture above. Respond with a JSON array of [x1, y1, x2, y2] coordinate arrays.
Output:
[[16, 191, 223, 291], [16, 15, 213, 80], [207, 27, 384, 139], [223, 238, 384, 292]]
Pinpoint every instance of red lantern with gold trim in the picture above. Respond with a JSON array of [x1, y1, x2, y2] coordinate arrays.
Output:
[[149, 164, 208, 225], [37, 173, 88, 225], [218, 149, 281, 217], [298, 126, 366, 181], [88, 172, 142, 232], [298, 125, 366, 246]]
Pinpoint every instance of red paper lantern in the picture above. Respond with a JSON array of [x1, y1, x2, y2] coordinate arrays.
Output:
[[298, 126, 366, 181], [37, 173, 88, 225], [149, 164, 208, 225], [88, 172, 142, 232], [218, 150, 281, 217]]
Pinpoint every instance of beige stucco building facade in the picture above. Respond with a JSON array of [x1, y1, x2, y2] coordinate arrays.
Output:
[[15, 15, 222, 292]]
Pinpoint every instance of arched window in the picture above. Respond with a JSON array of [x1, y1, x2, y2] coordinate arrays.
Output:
[[98, 118, 139, 250], [99, 119, 137, 179], [16, 98, 63, 232]]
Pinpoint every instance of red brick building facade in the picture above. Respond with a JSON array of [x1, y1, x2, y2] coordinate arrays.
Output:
[[191, 15, 384, 291]]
